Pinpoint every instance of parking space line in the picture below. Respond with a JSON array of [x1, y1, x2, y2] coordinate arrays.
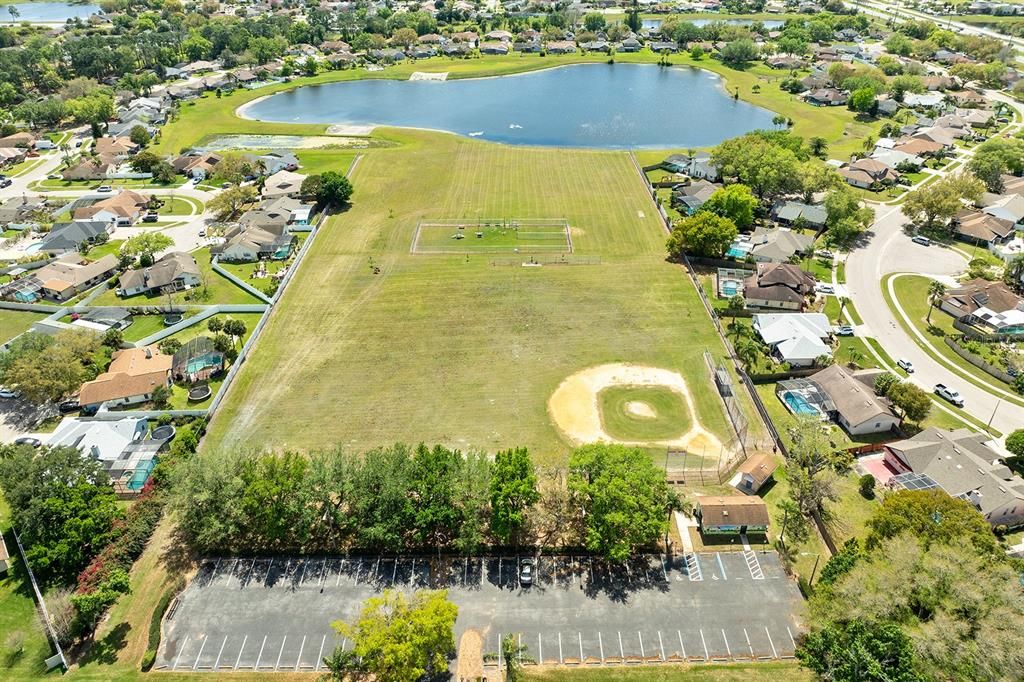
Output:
[[598, 632, 604, 662], [744, 551, 765, 580], [700, 629, 708, 661], [295, 635, 306, 671], [497, 632, 502, 669], [373, 557, 380, 580], [538, 633, 542, 664], [787, 627, 796, 650], [686, 553, 703, 581], [589, 557, 594, 583], [661, 555, 668, 581], [677, 630, 686, 659], [233, 635, 247, 670], [578, 632, 583, 661], [462, 557, 467, 586], [393, 559, 398, 584], [721, 629, 732, 659], [274, 635, 287, 670], [243, 558, 256, 584], [264, 558, 275, 585], [224, 559, 238, 586], [299, 560, 308, 584], [194, 636, 210, 670], [618, 631, 624, 659], [319, 559, 328, 586], [214, 635, 228, 669], [716, 553, 727, 580], [638, 632, 644, 658], [172, 635, 190, 671], [658, 631, 665, 661], [571, 557, 576, 584], [409, 558, 416, 585], [744, 628, 753, 659], [558, 632, 563, 663], [254, 635, 267, 670], [766, 627, 778, 659], [315, 635, 326, 672]]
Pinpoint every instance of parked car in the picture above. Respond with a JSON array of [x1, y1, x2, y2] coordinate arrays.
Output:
[[142, 213, 159, 223], [816, 249, 835, 259], [935, 384, 964, 407], [14, 437, 41, 448], [0, 387, 20, 399], [911, 235, 930, 247], [816, 283, 835, 294], [96, 184, 113, 193], [58, 400, 79, 414], [519, 558, 534, 586], [835, 326, 854, 336], [198, 229, 207, 237], [0, 178, 12, 188], [897, 358, 914, 373], [80, 404, 99, 417]]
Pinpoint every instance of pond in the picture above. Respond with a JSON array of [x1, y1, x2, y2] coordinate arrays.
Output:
[[242, 64, 777, 149], [1, 2, 100, 23], [643, 18, 784, 30]]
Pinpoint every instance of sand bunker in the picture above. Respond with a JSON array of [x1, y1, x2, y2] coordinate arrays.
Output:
[[625, 401, 657, 418], [548, 363, 723, 453]]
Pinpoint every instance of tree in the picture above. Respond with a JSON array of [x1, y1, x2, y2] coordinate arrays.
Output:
[[222, 318, 247, 347], [873, 372, 899, 396], [925, 280, 946, 324], [967, 137, 1024, 192], [0, 445, 121, 586], [331, 589, 458, 682], [809, 137, 828, 158], [866, 490, 998, 556], [207, 317, 223, 335], [122, 232, 173, 262], [489, 447, 539, 545], [797, 161, 841, 204], [0, 330, 99, 404], [502, 633, 529, 681], [858, 474, 876, 499], [823, 185, 873, 247], [666, 212, 738, 259], [70, 569, 131, 639], [818, 538, 864, 586], [568, 444, 677, 560], [583, 13, 606, 32], [797, 619, 922, 682], [734, 337, 761, 369], [151, 384, 171, 409], [303, 170, 353, 206], [712, 134, 800, 199], [391, 28, 418, 48], [886, 381, 931, 423], [1007, 429, 1024, 457], [129, 124, 151, 147], [847, 87, 877, 115], [208, 184, 258, 220], [902, 173, 984, 233], [701, 183, 756, 230], [720, 39, 758, 65]]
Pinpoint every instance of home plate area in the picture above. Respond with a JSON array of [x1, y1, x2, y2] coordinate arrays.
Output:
[[156, 553, 803, 672]]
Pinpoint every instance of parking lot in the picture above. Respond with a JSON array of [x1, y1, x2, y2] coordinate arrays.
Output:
[[156, 552, 803, 672]]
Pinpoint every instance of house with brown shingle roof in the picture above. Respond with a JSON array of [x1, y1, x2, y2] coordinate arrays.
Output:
[[78, 346, 172, 409], [73, 190, 150, 225], [743, 263, 816, 310], [93, 136, 140, 159], [32, 253, 119, 301], [940, 278, 1024, 319], [953, 209, 1016, 246], [838, 158, 900, 189], [734, 453, 778, 494], [696, 495, 770, 535]]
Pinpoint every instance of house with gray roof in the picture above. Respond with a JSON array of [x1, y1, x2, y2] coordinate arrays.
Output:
[[118, 252, 201, 297], [747, 227, 816, 263], [38, 221, 112, 255], [810, 364, 901, 435], [884, 428, 1024, 529]]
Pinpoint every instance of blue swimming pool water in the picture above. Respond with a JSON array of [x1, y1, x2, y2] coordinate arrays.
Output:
[[726, 247, 750, 259], [128, 459, 156, 491], [24, 243, 42, 253], [783, 392, 819, 416], [722, 282, 739, 296]]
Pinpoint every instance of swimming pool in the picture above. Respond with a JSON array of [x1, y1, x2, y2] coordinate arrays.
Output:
[[722, 282, 739, 296], [24, 243, 42, 254], [726, 243, 752, 259], [782, 391, 820, 417]]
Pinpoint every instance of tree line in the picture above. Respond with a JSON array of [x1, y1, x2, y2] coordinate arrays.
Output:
[[170, 442, 679, 560]]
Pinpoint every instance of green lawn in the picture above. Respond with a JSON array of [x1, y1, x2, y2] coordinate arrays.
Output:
[[84, 240, 124, 260], [0, 309, 48, 344], [525, 663, 811, 682], [31, 178, 187, 191], [160, 312, 264, 348], [120, 312, 197, 343], [217, 259, 288, 283], [295, 149, 359, 176], [204, 129, 737, 462], [598, 385, 692, 442], [89, 248, 264, 307], [156, 196, 201, 216], [154, 52, 880, 160]]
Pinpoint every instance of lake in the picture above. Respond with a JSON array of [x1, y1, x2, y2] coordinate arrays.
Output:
[[242, 64, 777, 149], [1, 2, 100, 22], [642, 18, 783, 30]]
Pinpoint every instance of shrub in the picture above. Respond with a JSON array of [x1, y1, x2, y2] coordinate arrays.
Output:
[[858, 474, 876, 499], [144, 577, 185, 670]]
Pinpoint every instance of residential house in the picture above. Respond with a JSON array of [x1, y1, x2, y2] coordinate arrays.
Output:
[[262, 170, 307, 199], [261, 195, 314, 225], [810, 364, 901, 435], [733, 453, 778, 494], [695, 495, 770, 535], [893, 137, 945, 158], [870, 147, 923, 170], [903, 91, 945, 109], [213, 224, 295, 262], [953, 209, 1016, 247], [743, 263, 816, 311], [619, 37, 642, 52], [982, 193, 1024, 226], [118, 252, 202, 297], [32, 253, 118, 301], [47, 416, 154, 487], [0, 132, 36, 148], [38, 221, 112, 255], [766, 55, 803, 69], [172, 152, 222, 179], [912, 126, 960, 148], [771, 201, 827, 229], [93, 136, 140, 160], [580, 40, 612, 53], [480, 42, 509, 55], [940, 278, 1024, 335], [671, 180, 719, 215], [451, 31, 479, 47], [73, 190, 150, 226], [649, 41, 678, 53], [78, 346, 172, 409], [747, 227, 816, 263], [70, 308, 132, 333], [62, 157, 112, 181], [546, 41, 577, 54], [804, 88, 848, 106], [753, 312, 832, 366], [256, 152, 300, 175], [838, 158, 901, 189], [883, 428, 1024, 529]]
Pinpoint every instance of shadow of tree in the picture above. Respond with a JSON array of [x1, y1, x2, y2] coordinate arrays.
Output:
[[78, 622, 130, 666]]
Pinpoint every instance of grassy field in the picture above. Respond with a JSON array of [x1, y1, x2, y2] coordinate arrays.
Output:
[[155, 52, 879, 160], [0, 309, 48, 344], [524, 662, 811, 681], [204, 129, 736, 462], [413, 221, 572, 254], [598, 385, 692, 441]]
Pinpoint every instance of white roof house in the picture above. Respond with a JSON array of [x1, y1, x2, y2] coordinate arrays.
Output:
[[753, 313, 832, 367], [47, 417, 148, 462]]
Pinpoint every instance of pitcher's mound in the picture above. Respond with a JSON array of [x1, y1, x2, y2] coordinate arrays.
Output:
[[548, 363, 722, 453]]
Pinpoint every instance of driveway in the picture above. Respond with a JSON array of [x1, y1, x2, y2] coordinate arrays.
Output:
[[157, 553, 804, 672]]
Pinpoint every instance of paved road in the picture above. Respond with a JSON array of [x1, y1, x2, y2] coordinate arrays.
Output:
[[157, 553, 804, 672]]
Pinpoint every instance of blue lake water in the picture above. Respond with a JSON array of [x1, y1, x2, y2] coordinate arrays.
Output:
[[643, 18, 784, 30], [1, 2, 100, 22], [244, 64, 777, 148]]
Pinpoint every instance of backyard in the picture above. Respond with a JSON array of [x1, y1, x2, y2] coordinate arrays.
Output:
[[204, 129, 743, 463], [0, 309, 48, 344]]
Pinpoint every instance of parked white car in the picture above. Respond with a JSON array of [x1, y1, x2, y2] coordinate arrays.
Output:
[[897, 358, 914, 373]]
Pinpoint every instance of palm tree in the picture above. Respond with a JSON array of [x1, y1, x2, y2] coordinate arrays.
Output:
[[726, 320, 753, 345], [846, 347, 864, 368], [836, 296, 850, 323], [926, 280, 947, 324], [735, 338, 761, 369]]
